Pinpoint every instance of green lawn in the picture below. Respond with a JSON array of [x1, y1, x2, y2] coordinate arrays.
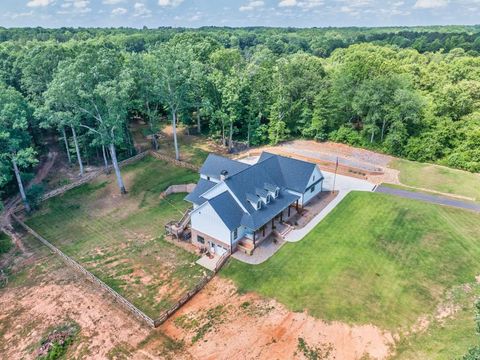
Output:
[[25, 156, 205, 318], [222, 192, 480, 332], [391, 159, 480, 201]]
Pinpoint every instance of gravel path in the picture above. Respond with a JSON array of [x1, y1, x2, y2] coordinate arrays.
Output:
[[375, 186, 480, 213]]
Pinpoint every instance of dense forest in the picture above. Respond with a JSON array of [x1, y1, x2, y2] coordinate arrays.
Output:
[[1, 26, 480, 209]]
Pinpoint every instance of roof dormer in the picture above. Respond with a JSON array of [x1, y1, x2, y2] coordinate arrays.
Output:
[[247, 193, 262, 210], [264, 183, 280, 199]]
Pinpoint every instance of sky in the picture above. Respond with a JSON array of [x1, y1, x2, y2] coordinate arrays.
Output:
[[1, 0, 479, 28]]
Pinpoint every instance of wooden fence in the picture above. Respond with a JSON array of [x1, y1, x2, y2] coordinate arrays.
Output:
[[12, 213, 156, 327], [161, 184, 196, 197], [149, 151, 200, 171], [7, 150, 229, 328]]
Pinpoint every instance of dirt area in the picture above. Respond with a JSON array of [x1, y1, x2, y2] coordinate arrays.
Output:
[[238, 140, 400, 185], [161, 277, 395, 360]]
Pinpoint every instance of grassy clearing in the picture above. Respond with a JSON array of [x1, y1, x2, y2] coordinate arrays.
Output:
[[25, 156, 206, 318], [391, 159, 480, 201], [393, 284, 480, 360], [222, 192, 480, 331]]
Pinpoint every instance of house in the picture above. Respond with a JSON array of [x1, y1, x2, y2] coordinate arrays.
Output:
[[185, 152, 324, 255]]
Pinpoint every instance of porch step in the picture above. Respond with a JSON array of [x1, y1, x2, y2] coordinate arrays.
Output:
[[278, 224, 294, 238]]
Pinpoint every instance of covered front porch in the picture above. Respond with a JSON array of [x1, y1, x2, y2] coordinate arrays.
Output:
[[236, 199, 301, 255]]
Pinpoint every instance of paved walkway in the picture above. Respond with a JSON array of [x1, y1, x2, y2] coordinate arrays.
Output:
[[375, 185, 480, 213], [232, 237, 285, 265]]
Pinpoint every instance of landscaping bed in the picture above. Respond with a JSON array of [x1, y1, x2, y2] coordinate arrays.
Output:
[[23, 156, 206, 318]]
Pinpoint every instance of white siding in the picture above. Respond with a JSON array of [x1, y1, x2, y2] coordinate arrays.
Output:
[[305, 166, 323, 189], [302, 179, 323, 205], [190, 202, 231, 246]]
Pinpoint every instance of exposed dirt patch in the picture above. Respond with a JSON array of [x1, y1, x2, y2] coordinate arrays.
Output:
[[237, 140, 400, 185], [161, 277, 395, 360]]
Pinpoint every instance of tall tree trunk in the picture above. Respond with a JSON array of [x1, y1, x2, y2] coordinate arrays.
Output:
[[247, 123, 250, 148], [381, 119, 386, 142], [61, 127, 71, 163], [109, 143, 126, 194], [102, 145, 109, 172], [172, 110, 180, 160], [150, 122, 158, 150], [12, 157, 30, 213], [196, 106, 201, 134], [228, 121, 233, 151], [221, 122, 226, 147], [370, 127, 375, 143], [71, 126, 84, 176]]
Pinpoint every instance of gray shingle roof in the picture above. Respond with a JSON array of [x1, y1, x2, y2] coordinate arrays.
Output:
[[199, 154, 249, 179], [208, 191, 246, 231], [258, 152, 323, 193], [188, 152, 322, 231], [184, 178, 216, 205]]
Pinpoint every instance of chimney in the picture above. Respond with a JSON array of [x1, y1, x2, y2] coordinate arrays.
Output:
[[220, 170, 229, 181]]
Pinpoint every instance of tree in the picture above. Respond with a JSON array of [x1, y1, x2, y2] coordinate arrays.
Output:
[[127, 52, 162, 150], [0, 83, 37, 212], [153, 42, 195, 160], [45, 47, 132, 194]]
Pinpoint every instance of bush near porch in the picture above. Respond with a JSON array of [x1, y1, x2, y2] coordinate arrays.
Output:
[[25, 156, 205, 319], [222, 192, 480, 341]]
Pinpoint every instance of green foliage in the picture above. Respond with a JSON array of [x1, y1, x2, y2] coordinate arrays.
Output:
[[297, 338, 334, 360], [0, 232, 12, 254], [26, 183, 45, 210], [38, 322, 80, 360]]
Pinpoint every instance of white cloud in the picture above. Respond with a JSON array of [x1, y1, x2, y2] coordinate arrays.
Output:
[[102, 0, 125, 4], [26, 0, 54, 7], [240, 0, 265, 11], [414, 0, 448, 8], [278, 0, 324, 8], [134, 2, 152, 17], [58, 0, 91, 13], [158, 0, 183, 7], [111, 7, 127, 15], [279, 0, 297, 6]]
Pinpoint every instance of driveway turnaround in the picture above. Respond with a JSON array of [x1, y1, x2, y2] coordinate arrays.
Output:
[[375, 185, 480, 213]]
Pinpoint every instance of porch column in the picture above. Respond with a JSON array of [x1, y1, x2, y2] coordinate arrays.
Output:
[[295, 199, 299, 212], [253, 231, 256, 246], [280, 211, 283, 223], [271, 218, 274, 230], [262, 225, 265, 237], [288, 205, 291, 217]]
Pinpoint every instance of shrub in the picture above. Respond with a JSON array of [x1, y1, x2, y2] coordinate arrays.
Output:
[[26, 183, 45, 210], [329, 125, 364, 147]]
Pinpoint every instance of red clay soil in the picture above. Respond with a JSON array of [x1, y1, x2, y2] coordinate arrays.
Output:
[[161, 277, 395, 360]]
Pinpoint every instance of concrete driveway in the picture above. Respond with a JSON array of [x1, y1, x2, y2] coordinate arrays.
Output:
[[375, 185, 480, 213]]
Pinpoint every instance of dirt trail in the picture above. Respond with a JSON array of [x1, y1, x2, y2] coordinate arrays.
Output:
[[161, 277, 395, 360]]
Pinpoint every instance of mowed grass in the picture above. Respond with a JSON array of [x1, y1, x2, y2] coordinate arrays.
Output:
[[25, 156, 205, 318], [222, 192, 480, 331], [391, 159, 480, 201]]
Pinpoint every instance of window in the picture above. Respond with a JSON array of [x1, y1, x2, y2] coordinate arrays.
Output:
[[257, 201, 262, 209], [310, 184, 316, 193], [197, 235, 205, 244], [275, 188, 279, 198], [313, 175, 315, 181], [233, 228, 238, 240], [266, 195, 271, 203], [207, 176, 210, 181]]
